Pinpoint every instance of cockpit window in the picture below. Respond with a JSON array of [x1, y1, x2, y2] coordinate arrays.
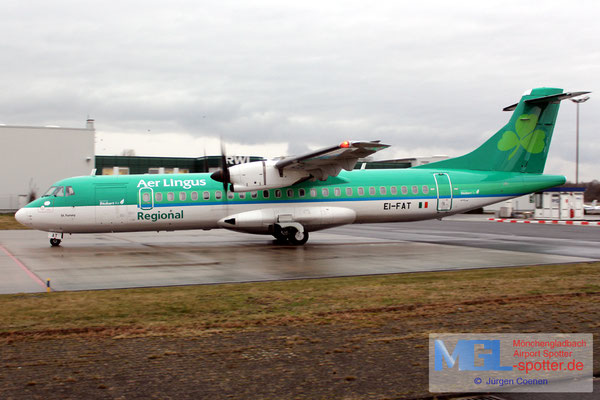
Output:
[[42, 186, 66, 197], [43, 186, 58, 197], [66, 186, 75, 196]]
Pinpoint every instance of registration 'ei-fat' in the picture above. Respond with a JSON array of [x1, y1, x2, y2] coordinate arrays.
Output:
[[15, 88, 589, 246]]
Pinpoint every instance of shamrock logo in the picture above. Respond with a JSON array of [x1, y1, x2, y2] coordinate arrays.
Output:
[[497, 114, 546, 159]]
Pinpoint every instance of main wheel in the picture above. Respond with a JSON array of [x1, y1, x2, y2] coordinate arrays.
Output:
[[286, 228, 309, 246], [272, 225, 289, 244], [50, 238, 61, 247]]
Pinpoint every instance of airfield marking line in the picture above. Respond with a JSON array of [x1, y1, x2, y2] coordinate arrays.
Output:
[[488, 218, 600, 226], [0, 244, 47, 289]]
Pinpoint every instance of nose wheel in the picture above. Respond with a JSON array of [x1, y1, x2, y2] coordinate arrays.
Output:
[[48, 233, 63, 247]]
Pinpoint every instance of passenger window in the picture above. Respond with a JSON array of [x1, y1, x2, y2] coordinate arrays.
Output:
[[358, 187, 364, 196], [215, 191, 222, 200], [66, 186, 75, 196], [227, 192, 234, 200], [391, 186, 397, 195], [156, 192, 163, 202], [334, 188, 341, 196], [322, 188, 329, 197], [380, 186, 386, 195], [179, 192, 186, 201], [346, 187, 352, 196], [422, 185, 429, 194], [191, 191, 198, 201], [203, 191, 210, 200], [167, 192, 174, 201], [299, 189, 306, 197], [310, 188, 317, 197], [263, 190, 270, 199], [412, 185, 418, 194], [54, 186, 65, 197], [287, 189, 294, 197], [369, 187, 375, 195], [275, 189, 282, 198], [143, 192, 151, 202], [239, 192, 246, 199], [401, 186, 408, 195], [251, 191, 258, 199]]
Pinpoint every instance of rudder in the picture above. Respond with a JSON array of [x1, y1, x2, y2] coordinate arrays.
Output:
[[417, 88, 589, 173]]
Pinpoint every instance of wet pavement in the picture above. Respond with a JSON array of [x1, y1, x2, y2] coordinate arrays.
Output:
[[0, 215, 598, 294]]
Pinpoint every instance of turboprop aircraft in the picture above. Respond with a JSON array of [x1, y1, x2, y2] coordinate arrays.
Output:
[[15, 87, 588, 246]]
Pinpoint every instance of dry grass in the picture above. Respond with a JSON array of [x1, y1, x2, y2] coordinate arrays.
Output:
[[0, 262, 598, 339], [0, 213, 30, 230]]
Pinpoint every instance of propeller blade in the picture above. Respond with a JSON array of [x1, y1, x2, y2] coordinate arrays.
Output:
[[220, 141, 230, 195], [209, 142, 230, 186]]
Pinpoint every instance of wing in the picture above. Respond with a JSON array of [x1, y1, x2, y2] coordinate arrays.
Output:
[[275, 140, 390, 181]]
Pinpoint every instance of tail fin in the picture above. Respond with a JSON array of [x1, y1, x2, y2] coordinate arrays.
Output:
[[417, 88, 589, 173]]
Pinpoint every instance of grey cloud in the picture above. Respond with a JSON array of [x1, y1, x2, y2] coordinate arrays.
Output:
[[0, 1, 599, 178]]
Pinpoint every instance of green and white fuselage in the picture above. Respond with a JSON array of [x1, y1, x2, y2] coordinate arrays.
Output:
[[15, 87, 587, 245], [16, 169, 564, 233]]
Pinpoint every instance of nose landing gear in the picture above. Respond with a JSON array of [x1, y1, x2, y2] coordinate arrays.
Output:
[[48, 232, 63, 247]]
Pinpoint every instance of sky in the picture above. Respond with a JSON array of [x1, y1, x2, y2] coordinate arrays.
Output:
[[1, 0, 599, 181]]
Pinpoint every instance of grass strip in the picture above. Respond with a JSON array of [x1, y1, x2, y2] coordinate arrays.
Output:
[[0, 213, 29, 230], [0, 262, 598, 336]]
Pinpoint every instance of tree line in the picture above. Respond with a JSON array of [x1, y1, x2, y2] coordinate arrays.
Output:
[[562, 181, 600, 202]]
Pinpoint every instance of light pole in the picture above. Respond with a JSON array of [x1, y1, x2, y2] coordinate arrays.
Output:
[[571, 96, 590, 184]]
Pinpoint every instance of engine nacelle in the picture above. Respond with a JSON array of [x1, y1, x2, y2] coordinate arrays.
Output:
[[217, 206, 356, 234], [228, 160, 309, 192]]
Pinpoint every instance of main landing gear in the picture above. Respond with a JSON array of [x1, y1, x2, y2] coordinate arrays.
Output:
[[272, 224, 309, 246], [49, 233, 63, 247]]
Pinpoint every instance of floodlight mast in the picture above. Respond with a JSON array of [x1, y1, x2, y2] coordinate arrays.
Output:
[[571, 96, 590, 184]]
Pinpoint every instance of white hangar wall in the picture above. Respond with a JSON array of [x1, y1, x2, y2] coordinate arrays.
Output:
[[0, 120, 95, 212]]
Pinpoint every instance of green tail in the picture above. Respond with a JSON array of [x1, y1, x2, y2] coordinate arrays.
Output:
[[417, 87, 587, 174]]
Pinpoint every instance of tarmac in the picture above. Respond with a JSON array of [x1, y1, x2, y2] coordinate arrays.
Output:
[[1, 215, 598, 400], [1, 215, 598, 294]]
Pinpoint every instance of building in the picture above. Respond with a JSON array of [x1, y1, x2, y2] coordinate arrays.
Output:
[[95, 155, 451, 175], [533, 187, 585, 220], [0, 120, 95, 212], [486, 187, 586, 219], [95, 155, 265, 175]]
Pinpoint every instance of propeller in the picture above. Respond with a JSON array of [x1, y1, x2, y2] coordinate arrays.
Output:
[[210, 139, 231, 197]]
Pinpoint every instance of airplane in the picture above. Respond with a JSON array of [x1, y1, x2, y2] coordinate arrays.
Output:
[[15, 87, 589, 247], [584, 200, 600, 215]]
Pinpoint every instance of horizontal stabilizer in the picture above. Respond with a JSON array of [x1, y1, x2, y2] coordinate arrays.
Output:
[[503, 91, 590, 111]]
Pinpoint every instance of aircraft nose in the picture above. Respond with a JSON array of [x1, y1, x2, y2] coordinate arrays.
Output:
[[15, 208, 31, 226]]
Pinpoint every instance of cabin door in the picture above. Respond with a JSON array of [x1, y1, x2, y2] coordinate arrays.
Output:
[[95, 184, 129, 225], [434, 173, 453, 212], [138, 187, 154, 210]]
